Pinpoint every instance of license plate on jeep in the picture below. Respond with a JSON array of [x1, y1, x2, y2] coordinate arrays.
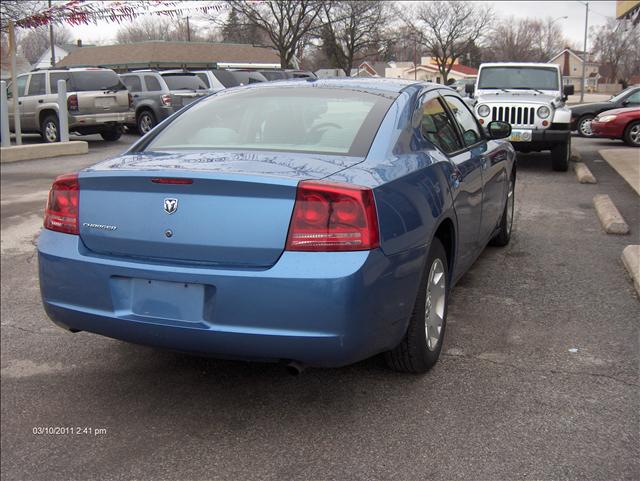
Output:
[[508, 129, 532, 142], [95, 97, 116, 108]]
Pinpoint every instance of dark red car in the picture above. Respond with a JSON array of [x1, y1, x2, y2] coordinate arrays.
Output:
[[590, 107, 640, 147]]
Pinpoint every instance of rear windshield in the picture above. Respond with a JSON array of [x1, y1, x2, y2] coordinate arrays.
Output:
[[71, 70, 126, 91], [211, 70, 241, 88], [194, 73, 211, 88], [260, 71, 288, 81], [145, 87, 395, 157], [478, 67, 559, 90], [161, 74, 207, 91]]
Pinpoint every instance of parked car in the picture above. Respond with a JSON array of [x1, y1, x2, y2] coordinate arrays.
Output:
[[285, 70, 317, 79], [452, 78, 476, 97], [120, 70, 209, 135], [467, 62, 574, 171], [590, 106, 640, 147], [191, 70, 226, 93], [227, 70, 269, 85], [6, 67, 133, 142], [208, 69, 242, 88], [38, 79, 515, 373], [258, 70, 290, 81], [570, 86, 640, 137]]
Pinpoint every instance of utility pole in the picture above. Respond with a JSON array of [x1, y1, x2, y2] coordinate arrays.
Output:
[[186, 16, 191, 42], [49, 0, 56, 67], [580, 1, 589, 103]]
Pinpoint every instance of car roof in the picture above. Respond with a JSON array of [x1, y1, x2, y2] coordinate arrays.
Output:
[[235, 77, 443, 94], [479, 63, 560, 68]]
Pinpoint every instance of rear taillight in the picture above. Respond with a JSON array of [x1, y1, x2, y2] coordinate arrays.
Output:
[[128, 92, 133, 109], [44, 173, 79, 235], [67, 94, 78, 112], [286, 181, 379, 252], [161, 94, 172, 106]]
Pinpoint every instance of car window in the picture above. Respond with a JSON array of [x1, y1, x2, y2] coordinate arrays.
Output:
[[161, 74, 207, 90], [610, 87, 637, 103], [143, 75, 162, 91], [121, 76, 142, 92], [7, 75, 28, 97], [626, 91, 640, 104], [71, 70, 124, 92], [145, 87, 395, 157], [50, 72, 72, 94], [27, 73, 46, 96], [195, 73, 211, 88], [444, 95, 483, 147], [420, 97, 463, 154]]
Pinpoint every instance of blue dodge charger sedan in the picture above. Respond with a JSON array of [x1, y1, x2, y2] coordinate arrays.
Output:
[[38, 79, 516, 373]]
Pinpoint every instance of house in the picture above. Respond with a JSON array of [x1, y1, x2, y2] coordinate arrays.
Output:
[[33, 40, 94, 69], [386, 57, 477, 83], [349, 61, 416, 78], [548, 47, 600, 92], [56, 41, 281, 71]]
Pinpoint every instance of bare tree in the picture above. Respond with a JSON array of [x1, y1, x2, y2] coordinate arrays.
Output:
[[1, 1, 43, 33], [591, 18, 640, 85], [404, 1, 492, 83], [221, 8, 268, 44], [321, 1, 389, 76], [116, 17, 206, 44], [20, 25, 72, 64], [483, 17, 568, 63], [224, 0, 324, 68]]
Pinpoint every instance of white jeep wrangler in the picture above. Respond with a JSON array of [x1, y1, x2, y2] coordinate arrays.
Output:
[[466, 63, 574, 171]]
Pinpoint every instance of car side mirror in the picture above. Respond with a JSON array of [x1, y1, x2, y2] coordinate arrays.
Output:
[[563, 85, 574, 97], [487, 121, 511, 140], [465, 83, 475, 95], [622, 99, 630, 106]]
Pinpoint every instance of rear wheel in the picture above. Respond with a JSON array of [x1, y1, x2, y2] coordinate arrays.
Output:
[[577, 114, 595, 137], [551, 138, 570, 172], [490, 175, 515, 246], [137, 111, 156, 135], [385, 238, 448, 373], [623, 120, 640, 147], [100, 127, 122, 142], [40, 114, 60, 143]]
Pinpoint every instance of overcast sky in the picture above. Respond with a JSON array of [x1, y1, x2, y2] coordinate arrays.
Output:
[[65, 1, 616, 52]]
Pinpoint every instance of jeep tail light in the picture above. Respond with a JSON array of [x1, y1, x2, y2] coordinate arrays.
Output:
[[286, 181, 379, 252], [44, 173, 79, 235], [67, 94, 78, 112], [161, 94, 172, 106], [128, 92, 133, 109]]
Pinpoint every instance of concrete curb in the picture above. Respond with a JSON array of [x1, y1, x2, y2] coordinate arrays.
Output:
[[574, 162, 597, 183], [593, 194, 630, 234], [570, 150, 581, 162], [621, 245, 640, 297], [0, 141, 88, 163]]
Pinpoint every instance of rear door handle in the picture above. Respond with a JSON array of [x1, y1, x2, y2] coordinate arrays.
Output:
[[18, 101, 22, 105], [38, 99, 43, 103]]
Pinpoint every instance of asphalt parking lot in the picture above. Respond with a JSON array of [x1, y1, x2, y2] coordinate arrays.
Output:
[[1, 134, 638, 481]]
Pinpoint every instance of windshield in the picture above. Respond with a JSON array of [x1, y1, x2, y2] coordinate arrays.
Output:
[[71, 71, 125, 91], [478, 67, 559, 90], [145, 87, 395, 157], [161, 74, 207, 91], [610, 87, 638, 103]]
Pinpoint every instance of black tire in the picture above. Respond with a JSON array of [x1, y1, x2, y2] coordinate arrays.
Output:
[[100, 128, 122, 142], [490, 174, 516, 247], [577, 114, 595, 137], [623, 120, 640, 147], [136, 110, 156, 135], [40, 114, 60, 143], [385, 238, 449, 373], [551, 137, 570, 172]]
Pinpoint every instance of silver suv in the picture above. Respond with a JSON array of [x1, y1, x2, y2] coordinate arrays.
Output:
[[7, 67, 134, 142], [120, 70, 209, 135]]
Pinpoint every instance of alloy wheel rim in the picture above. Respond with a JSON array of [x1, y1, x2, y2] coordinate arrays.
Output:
[[140, 115, 152, 133], [580, 118, 593, 136], [630, 125, 640, 145], [425, 258, 446, 351], [45, 122, 57, 142]]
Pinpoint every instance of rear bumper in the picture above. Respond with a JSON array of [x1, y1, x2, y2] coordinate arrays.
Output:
[[69, 111, 135, 128], [38, 230, 424, 367]]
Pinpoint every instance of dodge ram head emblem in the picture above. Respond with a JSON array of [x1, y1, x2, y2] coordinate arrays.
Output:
[[164, 198, 178, 214]]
